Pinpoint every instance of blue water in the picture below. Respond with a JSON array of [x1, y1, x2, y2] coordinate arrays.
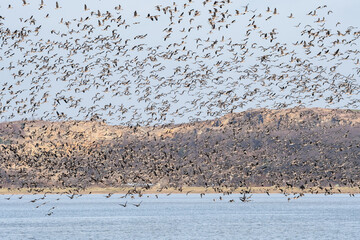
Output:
[[0, 194, 359, 240]]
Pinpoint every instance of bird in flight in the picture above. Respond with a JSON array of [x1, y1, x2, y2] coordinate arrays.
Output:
[[22, 0, 29, 6], [55, 1, 61, 9], [132, 201, 143, 207]]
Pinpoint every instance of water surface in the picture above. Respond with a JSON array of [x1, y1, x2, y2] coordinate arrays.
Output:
[[0, 194, 359, 239]]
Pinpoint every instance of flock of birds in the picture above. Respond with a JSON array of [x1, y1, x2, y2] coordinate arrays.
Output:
[[1, 107, 359, 214], [0, 0, 359, 214], [0, 0, 359, 125]]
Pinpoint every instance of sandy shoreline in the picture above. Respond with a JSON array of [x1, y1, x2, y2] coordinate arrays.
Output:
[[1, 186, 359, 195]]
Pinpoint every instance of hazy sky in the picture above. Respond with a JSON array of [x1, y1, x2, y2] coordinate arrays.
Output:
[[0, 0, 359, 125]]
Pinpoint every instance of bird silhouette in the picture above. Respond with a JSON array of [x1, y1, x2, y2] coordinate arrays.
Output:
[[132, 201, 142, 207]]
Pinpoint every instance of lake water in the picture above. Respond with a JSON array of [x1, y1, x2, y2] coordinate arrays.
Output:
[[0, 193, 359, 240]]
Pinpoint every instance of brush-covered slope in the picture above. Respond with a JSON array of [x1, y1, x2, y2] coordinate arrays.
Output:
[[0, 108, 359, 191]]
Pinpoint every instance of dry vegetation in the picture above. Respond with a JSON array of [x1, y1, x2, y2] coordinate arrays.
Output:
[[0, 108, 359, 194]]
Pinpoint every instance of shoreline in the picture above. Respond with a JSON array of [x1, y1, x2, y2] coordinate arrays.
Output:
[[1, 186, 359, 195]]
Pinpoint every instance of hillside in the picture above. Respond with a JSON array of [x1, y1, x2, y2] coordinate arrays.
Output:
[[0, 108, 359, 193]]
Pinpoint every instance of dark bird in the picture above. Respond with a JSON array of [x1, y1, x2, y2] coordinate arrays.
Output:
[[132, 201, 143, 207], [55, 1, 61, 9]]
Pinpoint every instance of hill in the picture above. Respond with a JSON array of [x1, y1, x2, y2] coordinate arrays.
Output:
[[0, 108, 359, 193]]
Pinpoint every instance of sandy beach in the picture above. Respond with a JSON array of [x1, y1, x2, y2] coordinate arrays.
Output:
[[1, 186, 359, 195]]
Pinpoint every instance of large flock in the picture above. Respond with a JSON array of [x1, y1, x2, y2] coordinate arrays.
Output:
[[0, 1, 359, 213], [0, 0, 359, 125]]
